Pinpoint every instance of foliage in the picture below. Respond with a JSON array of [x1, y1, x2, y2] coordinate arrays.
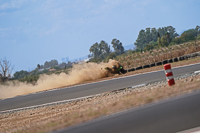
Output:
[[197, 35, 200, 40], [170, 25, 200, 45], [89, 40, 111, 60], [111, 39, 125, 55], [157, 36, 161, 48], [127, 49, 135, 55], [144, 44, 154, 51], [88, 58, 102, 63], [160, 36, 169, 47], [181, 29, 196, 42], [14, 70, 29, 79], [170, 37, 182, 45], [134, 26, 178, 50], [19, 75, 39, 84], [44, 59, 58, 69], [37, 64, 40, 69], [134, 29, 146, 49], [104, 52, 117, 62]]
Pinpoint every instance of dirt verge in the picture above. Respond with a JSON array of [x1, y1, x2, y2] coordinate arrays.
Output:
[[0, 70, 200, 133]]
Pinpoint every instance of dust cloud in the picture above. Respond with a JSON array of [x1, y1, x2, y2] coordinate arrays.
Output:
[[0, 59, 120, 99]]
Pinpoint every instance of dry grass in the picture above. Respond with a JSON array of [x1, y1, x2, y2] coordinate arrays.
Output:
[[118, 41, 200, 70], [0, 73, 200, 133]]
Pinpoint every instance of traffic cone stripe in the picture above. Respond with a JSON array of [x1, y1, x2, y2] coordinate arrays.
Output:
[[166, 76, 174, 80], [163, 64, 175, 86], [165, 69, 172, 73], [166, 72, 173, 77]]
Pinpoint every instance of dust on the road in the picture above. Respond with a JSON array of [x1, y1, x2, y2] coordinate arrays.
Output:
[[0, 59, 119, 99]]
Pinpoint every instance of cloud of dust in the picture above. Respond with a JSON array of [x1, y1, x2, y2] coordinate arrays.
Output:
[[0, 59, 120, 99]]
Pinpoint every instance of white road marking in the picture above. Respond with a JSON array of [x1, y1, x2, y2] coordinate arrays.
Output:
[[177, 127, 200, 133], [1, 63, 200, 111], [194, 70, 200, 74]]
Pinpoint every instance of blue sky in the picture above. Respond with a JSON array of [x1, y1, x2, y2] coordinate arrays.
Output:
[[0, 0, 200, 73]]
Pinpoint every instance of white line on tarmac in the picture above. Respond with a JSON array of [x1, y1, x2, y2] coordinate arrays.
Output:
[[177, 126, 200, 133], [1, 63, 200, 105], [194, 70, 200, 74], [0, 83, 146, 114]]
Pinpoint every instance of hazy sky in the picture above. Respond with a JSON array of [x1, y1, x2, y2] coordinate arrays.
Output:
[[0, 0, 200, 73]]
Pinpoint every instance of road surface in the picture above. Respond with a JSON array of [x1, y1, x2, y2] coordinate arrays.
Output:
[[0, 63, 200, 112], [53, 90, 200, 133]]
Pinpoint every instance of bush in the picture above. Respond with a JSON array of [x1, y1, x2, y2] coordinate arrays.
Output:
[[104, 53, 116, 62], [19, 75, 39, 84], [197, 35, 200, 40], [14, 70, 29, 79]]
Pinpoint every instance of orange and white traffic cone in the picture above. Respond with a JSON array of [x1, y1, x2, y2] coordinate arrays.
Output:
[[163, 64, 175, 86]]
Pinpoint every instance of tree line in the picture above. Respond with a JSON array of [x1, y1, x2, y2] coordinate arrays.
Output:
[[135, 25, 200, 51], [37, 59, 58, 70], [1, 25, 200, 83], [89, 39, 125, 62], [134, 26, 179, 50], [170, 26, 200, 45], [88, 25, 200, 62], [13, 59, 60, 81]]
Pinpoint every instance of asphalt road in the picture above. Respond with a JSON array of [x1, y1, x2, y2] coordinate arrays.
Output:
[[0, 63, 200, 112], [54, 90, 200, 133]]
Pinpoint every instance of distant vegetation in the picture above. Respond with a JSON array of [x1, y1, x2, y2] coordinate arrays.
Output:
[[88, 25, 200, 63], [1, 25, 199, 84], [89, 39, 125, 63], [9, 59, 72, 84], [134, 26, 179, 50], [135, 25, 200, 51]]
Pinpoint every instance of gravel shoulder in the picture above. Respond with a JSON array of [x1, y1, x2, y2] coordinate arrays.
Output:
[[0, 60, 200, 133]]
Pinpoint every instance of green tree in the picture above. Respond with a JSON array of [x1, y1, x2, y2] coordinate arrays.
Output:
[[134, 29, 146, 49], [145, 28, 151, 44], [111, 39, 124, 55], [165, 32, 170, 44], [44, 61, 50, 69], [195, 25, 200, 35], [157, 33, 162, 48], [37, 64, 40, 69], [89, 42, 99, 59], [105, 53, 116, 62], [40, 65, 44, 69], [158, 27, 166, 37], [135, 26, 178, 50], [14, 70, 29, 79], [144, 44, 154, 51], [151, 28, 157, 42], [166, 26, 179, 39], [89, 40, 111, 60], [181, 29, 196, 42], [160, 36, 168, 47], [44, 59, 58, 69], [50, 59, 58, 66], [170, 37, 181, 45], [99, 40, 111, 59]]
